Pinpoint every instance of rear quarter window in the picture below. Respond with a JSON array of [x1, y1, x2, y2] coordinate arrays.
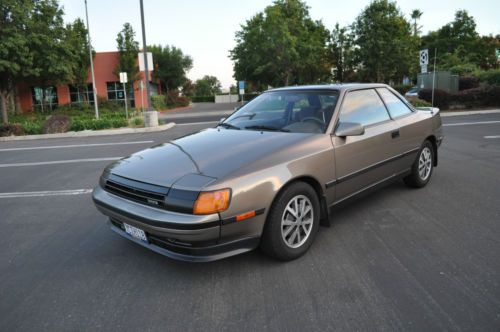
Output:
[[377, 88, 413, 118]]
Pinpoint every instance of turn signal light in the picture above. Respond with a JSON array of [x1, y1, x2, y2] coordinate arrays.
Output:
[[193, 189, 231, 215]]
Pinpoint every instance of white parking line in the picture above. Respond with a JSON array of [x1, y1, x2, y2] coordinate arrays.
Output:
[[0, 157, 121, 168], [443, 120, 500, 127], [484, 135, 500, 139], [0, 189, 92, 198], [0, 140, 153, 152]]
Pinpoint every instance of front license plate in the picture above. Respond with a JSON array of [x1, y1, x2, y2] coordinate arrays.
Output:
[[124, 223, 148, 242]]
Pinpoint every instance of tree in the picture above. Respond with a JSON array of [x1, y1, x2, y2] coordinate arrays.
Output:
[[330, 23, 356, 82], [0, 0, 76, 123], [410, 9, 423, 36], [181, 79, 195, 97], [65, 18, 93, 102], [422, 10, 498, 71], [149, 45, 193, 93], [194, 76, 222, 96], [115, 23, 140, 83], [352, 0, 417, 83], [230, 0, 331, 88]]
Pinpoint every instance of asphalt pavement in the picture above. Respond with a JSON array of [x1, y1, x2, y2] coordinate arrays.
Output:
[[1, 112, 500, 331]]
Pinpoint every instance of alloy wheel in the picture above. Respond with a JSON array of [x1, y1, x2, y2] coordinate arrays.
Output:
[[281, 195, 314, 249]]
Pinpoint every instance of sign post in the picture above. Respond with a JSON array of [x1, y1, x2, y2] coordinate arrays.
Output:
[[119, 72, 129, 120], [238, 81, 245, 105]]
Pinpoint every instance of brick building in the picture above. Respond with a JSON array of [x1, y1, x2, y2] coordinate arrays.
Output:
[[16, 51, 157, 112]]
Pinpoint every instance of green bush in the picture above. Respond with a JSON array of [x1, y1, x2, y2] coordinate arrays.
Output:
[[476, 69, 500, 86], [130, 117, 144, 127], [191, 96, 215, 103], [21, 122, 44, 135], [406, 97, 431, 107], [98, 99, 124, 112], [392, 84, 413, 95], [151, 95, 167, 111], [69, 117, 127, 131]]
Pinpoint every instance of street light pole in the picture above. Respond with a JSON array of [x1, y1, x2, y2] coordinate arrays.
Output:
[[139, 0, 152, 112], [84, 0, 99, 119]]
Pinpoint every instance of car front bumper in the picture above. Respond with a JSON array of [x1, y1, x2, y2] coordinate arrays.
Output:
[[92, 186, 259, 262]]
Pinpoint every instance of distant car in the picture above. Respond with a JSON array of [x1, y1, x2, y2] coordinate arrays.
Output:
[[405, 86, 419, 98], [93, 84, 443, 262]]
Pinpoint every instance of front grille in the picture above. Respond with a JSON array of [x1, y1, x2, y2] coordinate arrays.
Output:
[[104, 175, 169, 209]]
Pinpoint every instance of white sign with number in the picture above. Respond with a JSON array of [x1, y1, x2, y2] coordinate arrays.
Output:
[[119, 72, 128, 83], [421, 65, 427, 74], [420, 49, 429, 66]]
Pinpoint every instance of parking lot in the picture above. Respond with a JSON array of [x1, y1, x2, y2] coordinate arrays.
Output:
[[1, 113, 500, 331]]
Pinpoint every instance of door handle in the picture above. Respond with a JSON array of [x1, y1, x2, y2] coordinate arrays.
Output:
[[391, 130, 400, 139]]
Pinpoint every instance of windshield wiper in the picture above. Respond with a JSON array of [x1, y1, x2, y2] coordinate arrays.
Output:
[[245, 125, 290, 132], [218, 122, 240, 130]]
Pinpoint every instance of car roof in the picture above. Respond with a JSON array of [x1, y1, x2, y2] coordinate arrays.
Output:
[[267, 83, 389, 92]]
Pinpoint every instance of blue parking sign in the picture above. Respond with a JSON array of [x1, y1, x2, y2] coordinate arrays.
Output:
[[238, 81, 245, 90]]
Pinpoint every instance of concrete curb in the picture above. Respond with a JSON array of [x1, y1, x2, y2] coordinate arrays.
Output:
[[441, 109, 500, 117], [0, 123, 176, 142], [159, 110, 233, 119]]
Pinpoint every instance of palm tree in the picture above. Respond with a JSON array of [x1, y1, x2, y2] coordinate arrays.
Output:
[[411, 9, 423, 36]]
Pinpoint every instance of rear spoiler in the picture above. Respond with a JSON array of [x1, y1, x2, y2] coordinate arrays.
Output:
[[415, 107, 440, 115]]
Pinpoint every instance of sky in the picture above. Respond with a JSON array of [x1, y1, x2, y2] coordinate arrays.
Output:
[[60, 0, 500, 90]]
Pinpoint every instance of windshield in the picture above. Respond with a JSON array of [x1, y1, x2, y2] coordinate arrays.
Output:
[[222, 90, 339, 133]]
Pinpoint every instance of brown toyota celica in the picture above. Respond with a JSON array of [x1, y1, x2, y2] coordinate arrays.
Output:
[[92, 84, 443, 262]]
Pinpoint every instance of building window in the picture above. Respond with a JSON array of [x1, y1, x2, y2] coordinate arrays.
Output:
[[107, 81, 135, 107], [31, 86, 58, 112], [69, 84, 94, 104]]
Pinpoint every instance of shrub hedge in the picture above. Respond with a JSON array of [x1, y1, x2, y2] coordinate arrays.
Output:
[[418, 89, 451, 109], [191, 96, 215, 103], [455, 85, 500, 108], [418, 85, 500, 109], [476, 69, 500, 86], [458, 76, 479, 91], [406, 97, 431, 107]]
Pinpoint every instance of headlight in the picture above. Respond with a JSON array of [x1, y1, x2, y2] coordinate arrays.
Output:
[[193, 189, 231, 215]]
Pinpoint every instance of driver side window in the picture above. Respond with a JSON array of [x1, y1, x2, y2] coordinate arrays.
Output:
[[339, 89, 390, 127]]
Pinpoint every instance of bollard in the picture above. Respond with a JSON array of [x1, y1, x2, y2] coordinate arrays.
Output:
[[143, 111, 158, 127]]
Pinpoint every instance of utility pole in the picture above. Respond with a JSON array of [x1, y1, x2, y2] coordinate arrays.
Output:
[[139, 0, 152, 112], [84, 0, 99, 119], [431, 48, 437, 108]]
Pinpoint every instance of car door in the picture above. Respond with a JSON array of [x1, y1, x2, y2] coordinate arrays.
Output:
[[376, 88, 422, 172], [331, 88, 400, 202]]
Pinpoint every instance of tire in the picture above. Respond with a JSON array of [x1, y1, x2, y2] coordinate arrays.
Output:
[[404, 140, 434, 188], [260, 181, 320, 261]]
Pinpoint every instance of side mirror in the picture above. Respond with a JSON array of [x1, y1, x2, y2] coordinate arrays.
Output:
[[335, 122, 365, 137], [219, 117, 226, 123]]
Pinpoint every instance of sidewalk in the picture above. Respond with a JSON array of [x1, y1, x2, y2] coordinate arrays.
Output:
[[440, 109, 500, 117], [0, 123, 175, 142]]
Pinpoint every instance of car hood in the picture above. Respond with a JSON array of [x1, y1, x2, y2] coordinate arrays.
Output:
[[107, 128, 312, 189]]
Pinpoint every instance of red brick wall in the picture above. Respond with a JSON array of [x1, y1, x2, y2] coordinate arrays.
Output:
[[16, 51, 153, 112]]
